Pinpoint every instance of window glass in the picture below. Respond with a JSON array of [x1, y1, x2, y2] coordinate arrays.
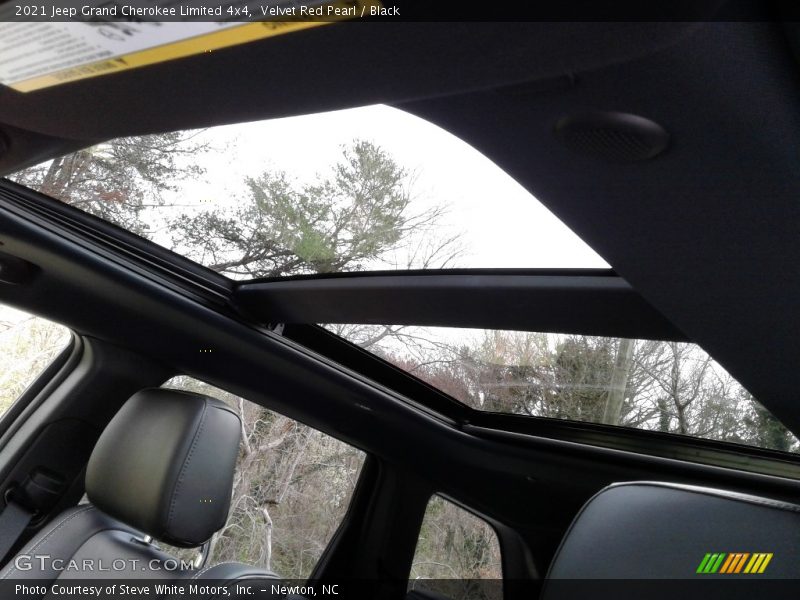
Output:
[[410, 495, 502, 599], [326, 326, 800, 454], [10, 105, 607, 280], [162, 376, 366, 578], [0, 303, 71, 415]]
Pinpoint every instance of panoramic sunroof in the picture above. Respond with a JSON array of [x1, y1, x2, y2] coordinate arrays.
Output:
[[9, 105, 607, 280], [325, 324, 799, 454]]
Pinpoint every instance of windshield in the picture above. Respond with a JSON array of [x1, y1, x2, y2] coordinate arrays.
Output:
[[9, 105, 607, 279], [325, 325, 800, 454]]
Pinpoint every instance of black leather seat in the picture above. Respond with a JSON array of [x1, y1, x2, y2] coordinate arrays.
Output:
[[0, 388, 278, 593], [542, 481, 800, 599]]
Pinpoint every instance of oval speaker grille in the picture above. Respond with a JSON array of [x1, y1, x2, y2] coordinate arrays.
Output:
[[555, 112, 669, 163]]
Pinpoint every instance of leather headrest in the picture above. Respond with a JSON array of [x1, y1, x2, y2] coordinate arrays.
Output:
[[86, 388, 241, 547], [544, 481, 800, 586]]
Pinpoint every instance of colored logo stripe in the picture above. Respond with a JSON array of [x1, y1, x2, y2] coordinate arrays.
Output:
[[697, 553, 773, 574], [744, 553, 773, 574], [720, 553, 749, 573], [697, 553, 726, 573]]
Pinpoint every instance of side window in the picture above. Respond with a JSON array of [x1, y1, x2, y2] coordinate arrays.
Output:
[[0, 303, 70, 416], [410, 495, 503, 599], [162, 376, 365, 578]]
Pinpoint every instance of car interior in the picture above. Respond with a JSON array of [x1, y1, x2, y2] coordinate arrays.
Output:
[[0, 4, 800, 600]]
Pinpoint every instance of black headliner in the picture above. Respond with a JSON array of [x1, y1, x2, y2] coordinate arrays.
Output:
[[0, 22, 703, 139], [1, 16, 800, 436], [402, 21, 800, 436]]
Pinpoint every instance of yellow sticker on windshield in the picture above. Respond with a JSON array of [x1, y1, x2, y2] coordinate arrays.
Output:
[[0, 0, 380, 93]]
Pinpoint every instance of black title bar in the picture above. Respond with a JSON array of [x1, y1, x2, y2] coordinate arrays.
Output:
[[0, 0, 794, 23]]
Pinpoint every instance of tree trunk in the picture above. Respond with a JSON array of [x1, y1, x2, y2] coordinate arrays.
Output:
[[657, 397, 671, 431], [601, 338, 635, 425], [262, 505, 274, 572]]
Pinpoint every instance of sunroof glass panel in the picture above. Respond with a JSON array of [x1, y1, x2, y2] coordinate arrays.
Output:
[[9, 105, 607, 280], [324, 324, 799, 454]]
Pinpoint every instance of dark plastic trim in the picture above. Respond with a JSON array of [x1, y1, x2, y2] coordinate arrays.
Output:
[[235, 270, 687, 340], [0, 179, 231, 305]]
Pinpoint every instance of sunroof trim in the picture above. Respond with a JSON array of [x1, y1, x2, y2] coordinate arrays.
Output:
[[319, 324, 799, 456], [233, 270, 687, 341], [0, 179, 232, 304]]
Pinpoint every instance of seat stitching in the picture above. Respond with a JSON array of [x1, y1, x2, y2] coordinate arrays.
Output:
[[616, 481, 800, 513], [166, 401, 208, 537]]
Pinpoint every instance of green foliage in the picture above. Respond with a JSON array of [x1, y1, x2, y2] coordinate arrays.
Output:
[[171, 140, 421, 277], [550, 336, 615, 421], [14, 134, 458, 279], [743, 397, 796, 452]]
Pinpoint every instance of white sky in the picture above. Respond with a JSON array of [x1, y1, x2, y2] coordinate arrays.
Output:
[[169, 104, 609, 270], [0, 304, 36, 326]]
